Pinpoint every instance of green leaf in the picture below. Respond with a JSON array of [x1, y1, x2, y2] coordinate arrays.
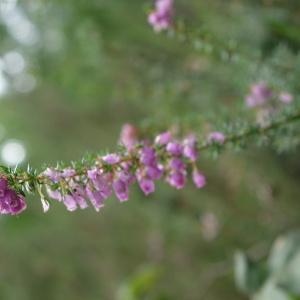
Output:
[[268, 232, 300, 274], [234, 250, 268, 295], [268, 232, 300, 295], [253, 280, 292, 300], [117, 265, 162, 300]]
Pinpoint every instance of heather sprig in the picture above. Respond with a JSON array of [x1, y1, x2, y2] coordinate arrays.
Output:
[[0, 107, 299, 215], [148, 2, 295, 75]]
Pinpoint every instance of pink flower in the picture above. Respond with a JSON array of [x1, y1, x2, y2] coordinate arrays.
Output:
[[69, 184, 89, 210], [62, 168, 76, 178], [119, 123, 138, 150], [140, 146, 157, 166], [192, 169, 206, 189], [245, 82, 273, 107], [167, 172, 186, 189], [85, 185, 105, 212], [62, 194, 78, 212], [279, 92, 293, 104], [43, 168, 62, 182], [208, 132, 225, 144], [46, 187, 62, 201], [118, 168, 135, 186], [87, 169, 112, 199], [113, 179, 129, 202], [102, 153, 120, 164], [148, 0, 174, 32], [0, 178, 27, 215], [183, 134, 198, 161], [138, 178, 155, 195], [155, 131, 172, 145], [166, 141, 183, 156], [169, 158, 186, 172], [145, 165, 163, 180]]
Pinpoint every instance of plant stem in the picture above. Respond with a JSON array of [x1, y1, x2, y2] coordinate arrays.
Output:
[[1, 110, 300, 186], [198, 110, 300, 151]]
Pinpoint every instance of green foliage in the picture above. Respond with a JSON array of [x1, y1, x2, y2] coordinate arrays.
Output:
[[234, 251, 268, 294], [0, 0, 299, 299], [235, 232, 300, 299], [117, 265, 163, 300]]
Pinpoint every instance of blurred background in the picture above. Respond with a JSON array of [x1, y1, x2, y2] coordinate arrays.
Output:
[[0, 0, 300, 299]]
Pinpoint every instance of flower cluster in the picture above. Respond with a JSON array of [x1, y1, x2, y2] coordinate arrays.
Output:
[[245, 82, 293, 108], [245, 82, 294, 125], [41, 127, 208, 213], [1, 106, 300, 216], [148, 0, 174, 32], [0, 177, 27, 215]]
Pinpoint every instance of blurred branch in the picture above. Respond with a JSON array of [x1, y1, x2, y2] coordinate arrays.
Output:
[[170, 21, 295, 72], [198, 108, 300, 151]]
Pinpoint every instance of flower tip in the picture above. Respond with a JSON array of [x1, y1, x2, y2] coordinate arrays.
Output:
[[139, 178, 155, 196], [192, 170, 206, 189], [119, 123, 138, 150], [102, 153, 120, 165], [208, 132, 225, 144], [155, 131, 172, 145]]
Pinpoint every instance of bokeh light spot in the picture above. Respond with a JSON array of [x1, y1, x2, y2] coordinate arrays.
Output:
[[1, 139, 26, 166]]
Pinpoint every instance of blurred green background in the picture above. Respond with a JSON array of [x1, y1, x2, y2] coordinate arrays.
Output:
[[0, 0, 300, 299]]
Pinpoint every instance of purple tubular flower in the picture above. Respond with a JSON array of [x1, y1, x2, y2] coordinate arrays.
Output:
[[102, 153, 120, 164], [183, 134, 198, 161], [140, 146, 157, 166], [9, 194, 27, 215], [0, 177, 27, 215], [145, 165, 163, 180], [62, 168, 76, 178], [148, 0, 174, 32], [138, 178, 155, 195], [119, 170, 136, 185], [49, 180, 88, 211], [113, 179, 129, 202], [208, 132, 225, 144], [155, 131, 172, 145], [167, 172, 186, 189], [279, 92, 293, 104], [87, 169, 97, 180], [246, 82, 273, 107], [86, 186, 105, 212], [71, 185, 88, 209], [63, 195, 78, 212], [46, 187, 62, 201], [43, 168, 62, 182], [87, 169, 112, 199], [119, 123, 138, 150], [120, 162, 136, 184], [166, 142, 183, 156], [169, 158, 186, 172], [0, 188, 27, 216], [192, 169, 206, 189], [5, 192, 27, 215]]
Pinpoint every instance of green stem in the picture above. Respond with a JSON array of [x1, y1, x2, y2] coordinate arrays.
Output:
[[173, 22, 293, 72], [1, 110, 300, 187], [198, 110, 300, 151]]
